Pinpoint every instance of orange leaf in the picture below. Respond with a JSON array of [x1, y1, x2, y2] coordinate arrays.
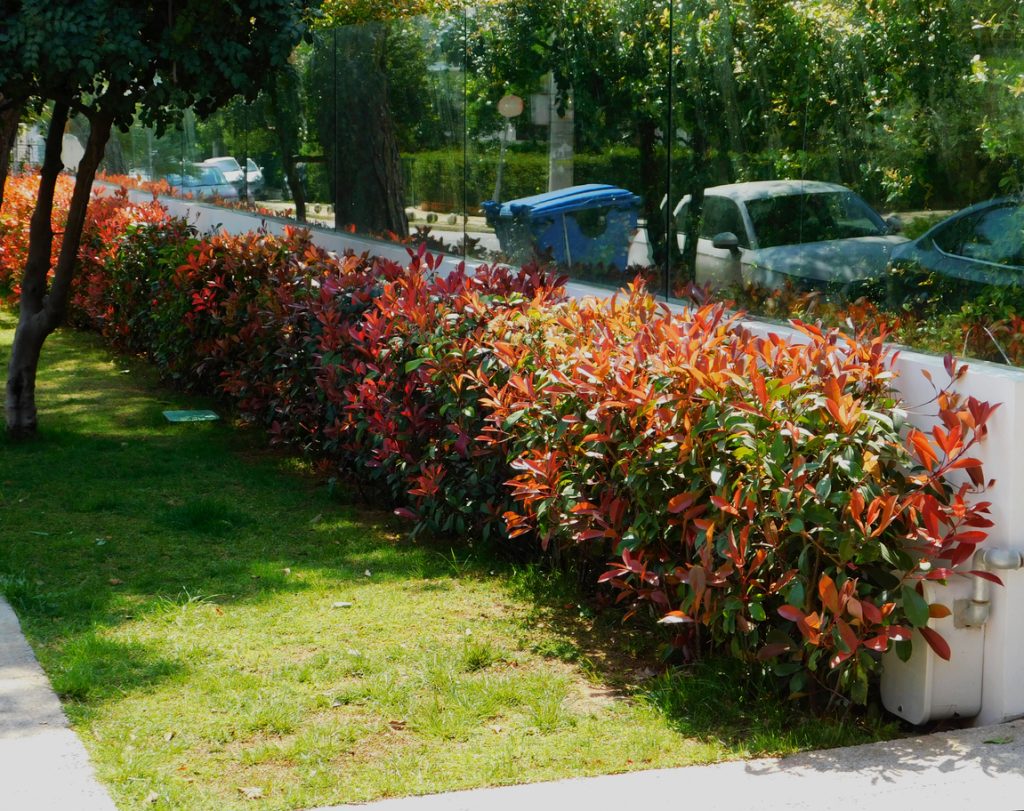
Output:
[[928, 603, 952, 619], [818, 574, 840, 615], [667, 492, 696, 514]]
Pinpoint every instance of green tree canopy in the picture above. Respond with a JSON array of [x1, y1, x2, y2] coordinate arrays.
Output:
[[1, 0, 318, 436]]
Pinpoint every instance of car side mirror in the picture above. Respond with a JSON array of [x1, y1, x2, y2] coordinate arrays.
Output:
[[711, 231, 740, 252], [885, 215, 903, 234]]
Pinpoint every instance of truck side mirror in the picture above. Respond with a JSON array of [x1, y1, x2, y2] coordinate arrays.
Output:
[[712, 231, 740, 252]]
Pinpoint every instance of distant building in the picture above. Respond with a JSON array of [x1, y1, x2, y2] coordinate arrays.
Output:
[[13, 123, 44, 166]]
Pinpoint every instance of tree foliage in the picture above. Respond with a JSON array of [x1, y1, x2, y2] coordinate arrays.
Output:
[[0, 0, 317, 435]]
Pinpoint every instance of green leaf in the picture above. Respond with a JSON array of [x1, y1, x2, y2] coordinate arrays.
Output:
[[404, 357, 429, 373], [901, 585, 930, 628], [850, 671, 868, 705], [503, 409, 526, 429], [895, 639, 913, 662]]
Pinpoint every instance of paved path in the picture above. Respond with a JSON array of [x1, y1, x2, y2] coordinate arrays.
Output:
[[310, 720, 1024, 811], [0, 598, 117, 811], [3, 590, 1023, 811]]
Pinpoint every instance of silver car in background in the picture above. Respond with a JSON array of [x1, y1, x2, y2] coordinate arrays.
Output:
[[674, 180, 907, 293], [164, 163, 239, 201]]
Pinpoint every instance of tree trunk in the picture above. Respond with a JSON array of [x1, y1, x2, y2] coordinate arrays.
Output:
[[102, 132, 128, 175], [6, 106, 113, 437], [6, 103, 69, 437], [637, 117, 663, 253], [268, 73, 306, 222], [328, 24, 407, 238], [0, 101, 22, 212]]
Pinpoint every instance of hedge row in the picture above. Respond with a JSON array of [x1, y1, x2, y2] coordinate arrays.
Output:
[[14, 179, 995, 705], [404, 147, 659, 210]]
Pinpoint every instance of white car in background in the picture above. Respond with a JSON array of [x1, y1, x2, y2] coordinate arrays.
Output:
[[674, 180, 907, 293], [202, 156, 244, 191], [201, 156, 265, 199], [244, 158, 265, 199]]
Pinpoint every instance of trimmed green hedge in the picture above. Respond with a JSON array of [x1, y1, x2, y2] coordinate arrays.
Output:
[[404, 147, 654, 209]]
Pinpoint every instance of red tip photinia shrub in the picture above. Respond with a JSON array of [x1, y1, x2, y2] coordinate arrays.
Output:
[[15, 176, 994, 707], [0, 172, 75, 304], [473, 282, 995, 703], [335, 245, 568, 537]]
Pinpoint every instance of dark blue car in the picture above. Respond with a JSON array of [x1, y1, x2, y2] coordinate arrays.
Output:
[[887, 197, 1024, 307]]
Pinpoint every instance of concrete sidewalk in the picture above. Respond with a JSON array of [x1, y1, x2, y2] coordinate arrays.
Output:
[[2, 591, 1023, 811], [0, 598, 117, 811], [313, 719, 1024, 811]]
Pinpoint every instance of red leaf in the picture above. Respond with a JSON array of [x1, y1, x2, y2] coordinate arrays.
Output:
[[667, 492, 696, 514], [908, 429, 938, 471], [861, 600, 883, 626], [886, 625, 912, 642], [658, 611, 694, 625], [778, 605, 805, 623], [969, 570, 1005, 586], [837, 618, 860, 653], [919, 626, 952, 661], [863, 634, 889, 652]]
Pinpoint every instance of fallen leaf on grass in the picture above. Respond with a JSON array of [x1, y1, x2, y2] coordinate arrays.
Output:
[[144, 790, 160, 804], [108, 578, 124, 586], [332, 601, 353, 609], [388, 720, 407, 731], [238, 786, 264, 800], [164, 731, 175, 742]]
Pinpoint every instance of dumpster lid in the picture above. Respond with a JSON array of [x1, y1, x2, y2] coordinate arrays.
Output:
[[484, 184, 642, 220]]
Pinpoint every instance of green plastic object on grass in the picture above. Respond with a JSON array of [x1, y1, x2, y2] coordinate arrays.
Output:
[[162, 410, 220, 423]]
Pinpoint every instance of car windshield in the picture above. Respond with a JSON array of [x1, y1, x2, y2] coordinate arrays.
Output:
[[206, 158, 239, 173], [197, 167, 224, 185], [746, 191, 886, 248]]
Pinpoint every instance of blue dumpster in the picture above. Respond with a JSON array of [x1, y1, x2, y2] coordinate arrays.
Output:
[[482, 184, 642, 272]]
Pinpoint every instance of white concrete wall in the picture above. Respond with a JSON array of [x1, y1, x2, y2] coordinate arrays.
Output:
[[118, 189, 1024, 724]]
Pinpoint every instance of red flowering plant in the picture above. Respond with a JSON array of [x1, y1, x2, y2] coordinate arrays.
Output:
[[32, 178, 998, 705]]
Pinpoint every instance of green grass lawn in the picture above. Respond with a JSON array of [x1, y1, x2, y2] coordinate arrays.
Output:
[[0, 311, 896, 810]]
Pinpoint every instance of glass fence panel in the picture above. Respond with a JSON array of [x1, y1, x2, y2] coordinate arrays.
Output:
[[307, 14, 467, 248], [462, 0, 670, 287], [666, 0, 1024, 365], [402, 9, 472, 257], [88, 1, 1024, 368]]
